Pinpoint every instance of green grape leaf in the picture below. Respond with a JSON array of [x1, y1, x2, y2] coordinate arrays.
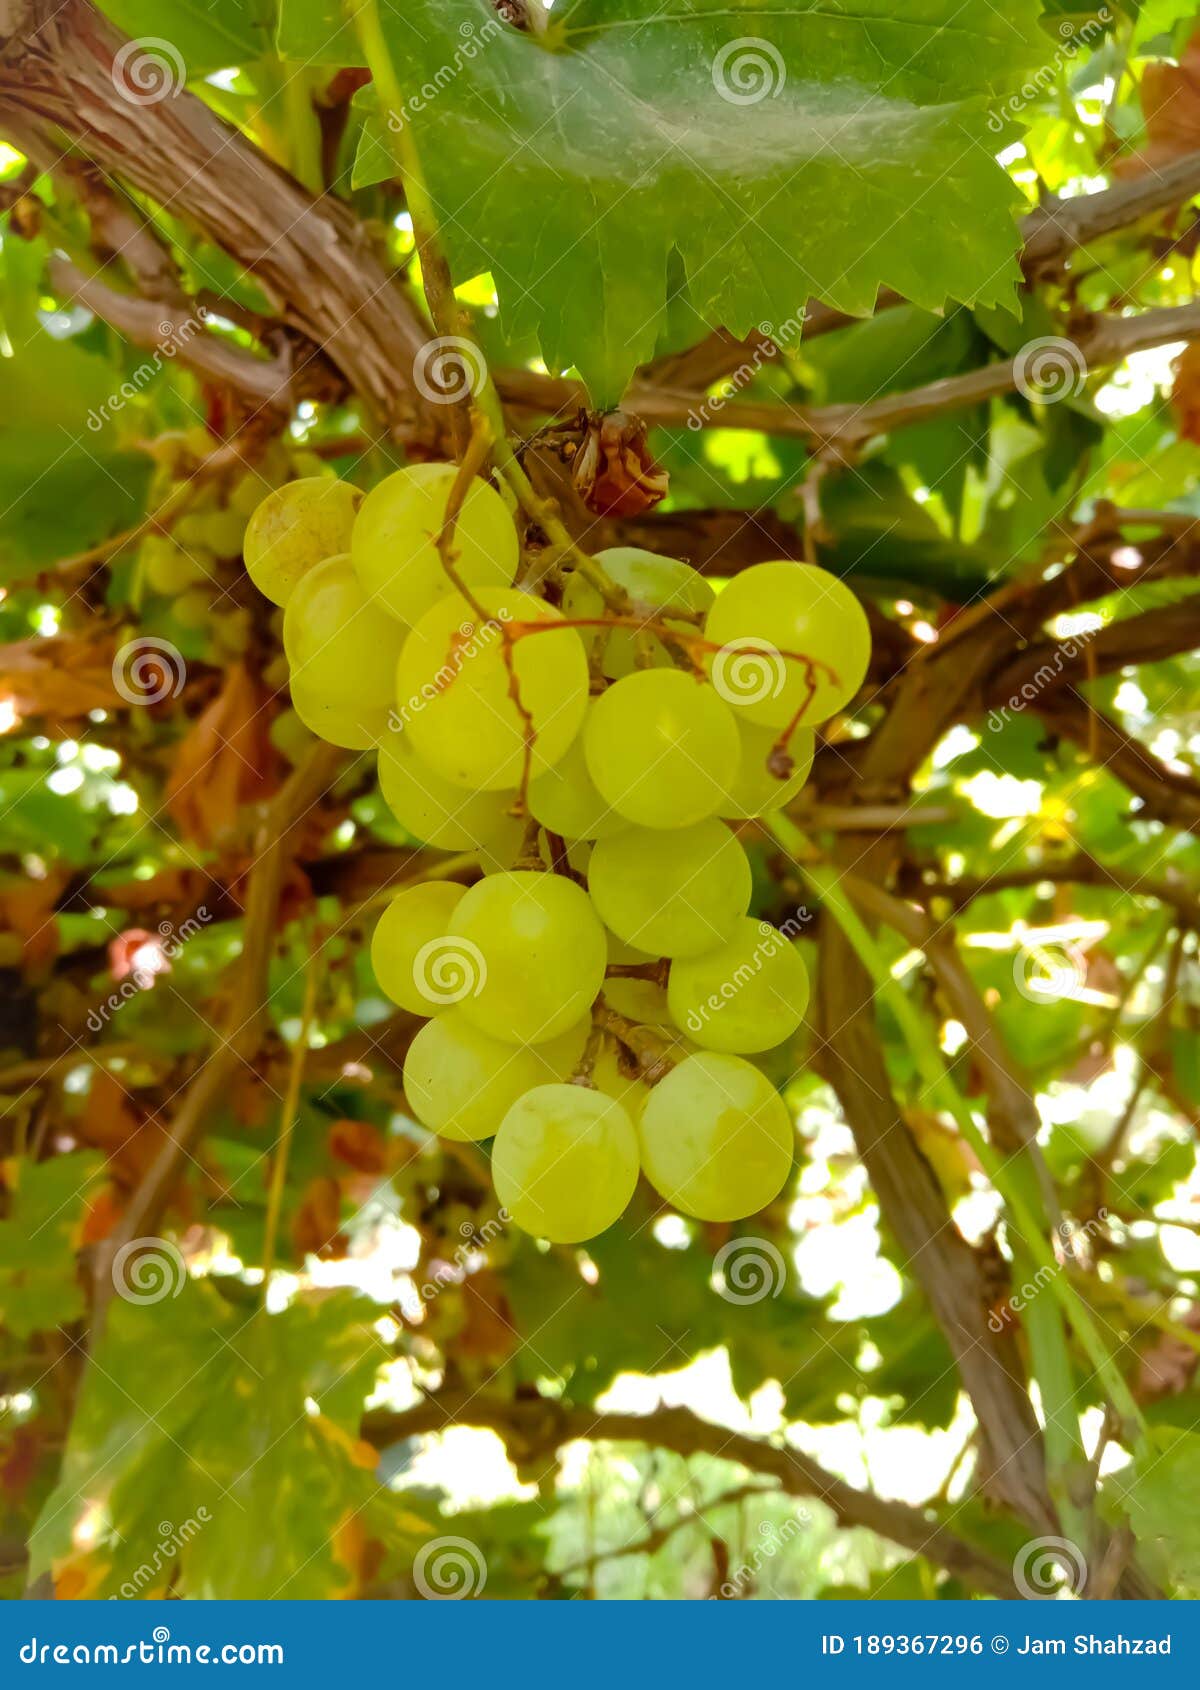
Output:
[[30, 1284, 385, 1598], [94, 0, 275, 75], [280, 0, 1044, 404], [1110, 1428, 1200, 1595], [0, 1154, 102, 1339]]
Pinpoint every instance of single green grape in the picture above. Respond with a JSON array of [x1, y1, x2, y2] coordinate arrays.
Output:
[[527, 718, 627, 841], [141, 535, 211, 593], [584, 669, 739, 829], [396, 589, 588, 792], [720, 719, 814, 819], [452, 870, 607, 1045], [290, 673, 385, 749], [638, 1051, 793, 1220], [212, 608, 251, 658], [492, 1084, 639, 1242], [370, 881, 468, 1015], [403, 1011, 586, 1143], [562, 547, 714, 678], [588, 821, 750, 958], [174, 587, 215, 631], [704, 560, 871, 728], [602, 976, 672, 1027], [198, 506, 248, 558], [591, 1043, 652, 1121], [351, 464, 518, 625], [244, 477, 362, 607], [378, 729, 519, 852], [667, 917, 809, 1054], [283, 554, 405, 735]]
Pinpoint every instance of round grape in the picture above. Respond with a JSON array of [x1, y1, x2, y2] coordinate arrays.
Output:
[[404, 1011, 585, 1143], [244, 477, 362, 607], [638, 1052, 792, 1220], [704, 560, 870, 727], [584, 670, 739, 830], [453, 870, 607, 1044], [378, 729, 518, 852], [352, 464, 518, 625], [493, 1084, 639, 1242], [283, 555, 405, 742], [290, 673, 385, 749], [720, 719, 814, 819], [370, 881, 467, 1015], [527, 718, 627, 841], [396, 589, 588, 792], [588, 821, 750, 958], [667, 918, 809, 1053], [563, 547, 713, 678]]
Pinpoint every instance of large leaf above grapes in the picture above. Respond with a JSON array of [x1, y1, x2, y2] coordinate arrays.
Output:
[[280, 0, 1045, 401]]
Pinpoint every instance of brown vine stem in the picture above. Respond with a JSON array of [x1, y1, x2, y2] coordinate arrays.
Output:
[[261, 933, 322, 1290]]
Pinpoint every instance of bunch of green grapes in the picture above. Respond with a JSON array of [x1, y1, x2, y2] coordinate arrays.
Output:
[[242, 458, 871, 1245]]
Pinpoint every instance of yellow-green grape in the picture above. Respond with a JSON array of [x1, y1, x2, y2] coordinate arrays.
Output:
[[378, 729, 518, 852], [492, 1084, 639, 1242], [269, 707, 316, 765], [213, 608, 251, 658], [720, 720, 814, 819], [603, 976, 671, 1026], [370, 881, 467, 1015], [397, 589, 588, 792], [198, 506, 248, 558], [141, 535, 211, 593], [452, 870, 607, 1045], [230, 469, 274, 518], [174, 587, 214, 631], [351, 464, 518, 625], [584, 669, 739, 829], [638, 1052, 792, 1220], [667, 918, 809, 1054], [563, 547, 714, 678], [290, 673, 384, 750], [283, 554, 404, 744], [244, 477, 363, 607], [527, 720, 627, 842], [403, 1011, 585, 1143], [588, 821, 750, 958], [704, 560, 870, 728]]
